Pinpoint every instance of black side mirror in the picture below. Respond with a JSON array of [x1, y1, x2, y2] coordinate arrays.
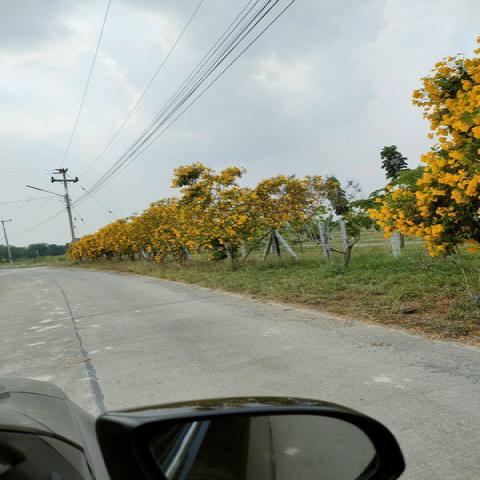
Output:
[[97, 397, 405, 480]]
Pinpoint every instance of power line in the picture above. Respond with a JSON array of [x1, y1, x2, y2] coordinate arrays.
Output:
[[0, 196, 56, 206], [0, 197, 62, 219], [0, 203, 60, 220], [0, 170, 52, 178], [72, 206, 91, 232], [81, 0, 205, 178], [17, 208, 66, 235], [83, 0, 293, 192], [76, 180, 116, 217], [75, 0, 295, 207], [12, 175, 112, 237], [22, 170, 79, 241], [18, 0, 295, 234], [60, 0, 113, 167], [104, 0, 259, 170], [108, 0, 266, 172], [92, 0, 283, 190], [108, 0, 296, 185], [18, 198, 63, 214], [65, 171, 115, 217], [76, 0, 272, 201]]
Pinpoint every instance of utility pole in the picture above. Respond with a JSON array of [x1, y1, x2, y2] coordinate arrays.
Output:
[[26, 168, 79, 244], [0, 219, 13, 264], [51, 168, 78, 244]]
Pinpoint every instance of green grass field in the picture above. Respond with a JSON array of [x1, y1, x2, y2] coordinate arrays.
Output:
[[54, 243, 480, 342]]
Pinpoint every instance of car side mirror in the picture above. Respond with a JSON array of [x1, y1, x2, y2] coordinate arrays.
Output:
[[96, 397, 404, 480]]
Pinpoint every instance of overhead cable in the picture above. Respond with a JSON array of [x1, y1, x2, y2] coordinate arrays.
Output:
[[75, 0, 294, 207], [60, 0, 113, 167], [80, 0, 205, 178]]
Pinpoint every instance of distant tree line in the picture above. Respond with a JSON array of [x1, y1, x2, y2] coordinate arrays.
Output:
[[0, 243, 67, 262]]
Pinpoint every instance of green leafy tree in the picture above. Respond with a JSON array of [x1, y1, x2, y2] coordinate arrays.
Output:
[[0, 243, 67, 262], [380, 145, 408, 180], [323, 176, 349, 215]]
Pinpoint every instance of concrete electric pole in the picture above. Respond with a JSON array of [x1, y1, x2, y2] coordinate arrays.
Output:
[[26, 168, 79, 244], [0, 219, 13, 263], [51, 168, 78, 244]]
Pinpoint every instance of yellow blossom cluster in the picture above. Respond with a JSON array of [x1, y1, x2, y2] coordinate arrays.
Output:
[[370, 37, 480, 255]]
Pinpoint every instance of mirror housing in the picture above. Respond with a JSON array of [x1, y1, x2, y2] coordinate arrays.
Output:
[[97, 397, 405, 480]]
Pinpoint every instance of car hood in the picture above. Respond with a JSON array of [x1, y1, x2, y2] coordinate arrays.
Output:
[[0, 377, 110, 479], [0, 377, 84, 446]]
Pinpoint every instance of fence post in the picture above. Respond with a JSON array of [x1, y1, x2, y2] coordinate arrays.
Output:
[[338, 219, 349, 253], [263, 230, 274, 260], [298, 232, 305, 253], [318, 222, 332, 261], [275, 230, 298, 260], [390, 231, 402, 258], [272, 231, 281, 256]]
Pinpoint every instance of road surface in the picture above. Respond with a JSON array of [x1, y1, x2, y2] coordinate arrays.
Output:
[[1, 266, 479, 479]]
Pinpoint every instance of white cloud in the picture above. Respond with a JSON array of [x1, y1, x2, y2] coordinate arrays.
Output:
[[254, 54, 314, 95]]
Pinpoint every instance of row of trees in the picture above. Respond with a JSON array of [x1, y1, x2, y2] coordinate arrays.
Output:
[[0, 243, 67, 262], [68, 164, 369, 265], [69, 36, 480, 267]]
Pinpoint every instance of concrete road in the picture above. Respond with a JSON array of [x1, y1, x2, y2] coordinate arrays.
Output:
[[1, 267, 479, 479]]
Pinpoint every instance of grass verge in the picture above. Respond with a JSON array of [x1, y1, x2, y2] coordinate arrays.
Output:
[[0, 255, 69, 268], [53, 245, 480, 343]]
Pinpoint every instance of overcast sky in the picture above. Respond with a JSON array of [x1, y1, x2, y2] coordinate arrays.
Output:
[[0, 0, 479, 246]]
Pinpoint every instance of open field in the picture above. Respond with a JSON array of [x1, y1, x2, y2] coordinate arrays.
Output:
[[40, 242, 480, 342]]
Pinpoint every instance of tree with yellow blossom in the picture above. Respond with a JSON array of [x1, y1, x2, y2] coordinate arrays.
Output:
[[171, 163, 264, 264], [370, 37, 480, 256]]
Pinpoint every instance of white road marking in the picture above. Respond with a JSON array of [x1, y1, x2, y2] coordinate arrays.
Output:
[[373, 374, 393, 383], [37, 324, 63, 333], [373, 374, 405, 389], [285, 447, 300, 456], [30, 375, 53, 382]]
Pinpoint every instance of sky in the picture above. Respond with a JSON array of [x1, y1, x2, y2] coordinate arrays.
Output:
[[0, 0, 479, 246]]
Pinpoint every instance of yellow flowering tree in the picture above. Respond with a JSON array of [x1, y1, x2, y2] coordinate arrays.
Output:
[[171, 163, 263, 263], [68, 219, 135, 260], [147, 200, 197, 263], [255, 174, 326, 230], [370, 37, 480, 256]]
